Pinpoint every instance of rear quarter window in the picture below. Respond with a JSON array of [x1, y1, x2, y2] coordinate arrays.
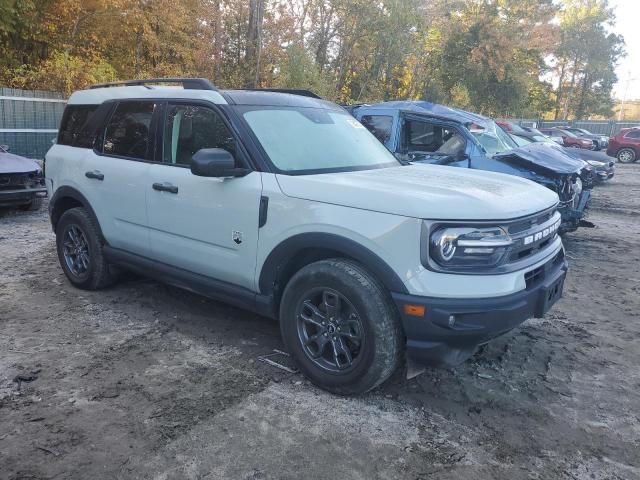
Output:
[[359, 115, 393, 144], [58, 105, 99, 148]]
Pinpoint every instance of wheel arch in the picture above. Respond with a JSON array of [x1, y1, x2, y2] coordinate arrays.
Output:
[[49, 186, 104, 241], [259, 233, 409, 307]]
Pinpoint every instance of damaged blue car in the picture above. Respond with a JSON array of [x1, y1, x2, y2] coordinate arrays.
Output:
[[350, 101, 592, 233]]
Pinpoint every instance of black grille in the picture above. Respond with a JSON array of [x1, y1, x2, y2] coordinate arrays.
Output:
[[507, 210, 554, 236], [0, 173, 36, 190], [504, 208, 561, 265], [525, 249, 565, 289]]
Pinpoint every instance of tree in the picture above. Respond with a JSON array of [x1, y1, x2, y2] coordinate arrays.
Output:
[[553, 0, 625, 119]]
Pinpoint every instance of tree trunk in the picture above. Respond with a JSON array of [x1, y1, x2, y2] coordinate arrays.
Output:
[[212, 0, 222, 83], [245, 0, 264, 88], [554, 60, 566, 120], [575, 72, 590, 120], [562, 54, 580, 120]]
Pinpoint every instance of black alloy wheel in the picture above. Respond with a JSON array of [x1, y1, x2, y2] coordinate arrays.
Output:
[[296, 287, 365, 372], [62, 224, 91, 278]]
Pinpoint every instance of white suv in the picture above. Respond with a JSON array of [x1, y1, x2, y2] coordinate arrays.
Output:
[[45, 78, 567, 394]]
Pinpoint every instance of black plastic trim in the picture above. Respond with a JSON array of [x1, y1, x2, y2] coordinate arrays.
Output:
[[103, 246, 276, 318], [258, 233, 409, 295], [393, 255, 568, 366], [258, 196, 269, 228], [48, 186, 104, 240], [244, 88, 321, 99]]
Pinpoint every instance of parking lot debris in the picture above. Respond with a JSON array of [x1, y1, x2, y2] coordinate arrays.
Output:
[[35, 445, 61, 457], [13, 374, 38, 390], [257, 349, 299, 374]]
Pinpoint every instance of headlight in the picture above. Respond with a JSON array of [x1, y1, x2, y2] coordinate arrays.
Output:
[[430, 226, 512, 269], [587, 160, 605, 167]]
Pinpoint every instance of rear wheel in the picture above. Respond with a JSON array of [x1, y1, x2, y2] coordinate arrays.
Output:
[[56, 207, 116, 290], [280, 259, 404, 395], [617, 148, 636, 163]]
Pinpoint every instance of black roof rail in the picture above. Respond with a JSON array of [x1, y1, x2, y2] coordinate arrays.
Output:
[[89, 78, 217, 90], [245, 88, 322, 99]]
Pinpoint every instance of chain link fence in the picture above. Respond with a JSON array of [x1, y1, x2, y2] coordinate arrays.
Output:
[[0, 87, 66, 159]]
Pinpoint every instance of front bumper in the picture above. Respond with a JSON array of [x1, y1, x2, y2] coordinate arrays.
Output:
[[392, 250, 568, 367], [0, 186, 47, 207]]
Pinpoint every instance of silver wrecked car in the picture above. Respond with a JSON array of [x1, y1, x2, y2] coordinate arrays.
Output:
[[0, 145, 47, 210]]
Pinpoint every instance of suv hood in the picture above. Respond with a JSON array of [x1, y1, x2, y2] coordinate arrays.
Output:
[[493, 143, 584, 176], [0, 151, 41, 174], [276, 164, 558, 220]]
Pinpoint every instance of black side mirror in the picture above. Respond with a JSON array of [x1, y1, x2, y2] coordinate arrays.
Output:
[[190, 148, 249, 177]]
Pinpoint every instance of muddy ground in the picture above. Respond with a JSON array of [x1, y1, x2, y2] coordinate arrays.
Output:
[[1, 160, 639, 480]]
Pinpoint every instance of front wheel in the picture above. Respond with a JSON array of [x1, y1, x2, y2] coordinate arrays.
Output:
[[280, 259, 404, 395], [617, 148, 636, 163]]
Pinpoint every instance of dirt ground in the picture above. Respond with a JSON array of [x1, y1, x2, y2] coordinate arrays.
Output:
[[1, 160, 639, 480]]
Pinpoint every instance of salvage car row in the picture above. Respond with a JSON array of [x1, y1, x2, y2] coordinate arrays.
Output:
[[6, 77, 639, 395]]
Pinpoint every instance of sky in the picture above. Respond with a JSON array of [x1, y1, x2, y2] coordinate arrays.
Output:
[[610, 0, 640, 100]]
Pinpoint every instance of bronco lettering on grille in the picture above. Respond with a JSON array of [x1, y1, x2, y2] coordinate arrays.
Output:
[[523, 219, 561, 246]]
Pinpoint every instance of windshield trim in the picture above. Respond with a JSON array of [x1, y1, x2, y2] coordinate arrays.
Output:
[[235, 104, 402, 175]]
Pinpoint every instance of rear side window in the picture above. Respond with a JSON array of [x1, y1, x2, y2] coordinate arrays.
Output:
[[625, 130, 640, 139], [58, 105, 99, 148], [103, 101, 156, 160], [360, 115, 393, 144]]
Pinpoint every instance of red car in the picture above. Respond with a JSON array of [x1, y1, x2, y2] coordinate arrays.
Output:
[[539, 128, 594, 149], [606, 128, 640, 163]]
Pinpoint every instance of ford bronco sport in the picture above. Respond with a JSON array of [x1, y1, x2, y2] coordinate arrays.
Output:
[[46, 78, 568, 394]]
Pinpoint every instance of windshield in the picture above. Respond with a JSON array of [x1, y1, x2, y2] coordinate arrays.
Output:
[[240, 107, 400, 174], [468, 120, 518, 156], [510, 134, 531, 146]]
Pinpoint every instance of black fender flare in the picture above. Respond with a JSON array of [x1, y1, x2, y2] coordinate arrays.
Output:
[[49, 186, 104, 241], [258, 232, 409, 296]]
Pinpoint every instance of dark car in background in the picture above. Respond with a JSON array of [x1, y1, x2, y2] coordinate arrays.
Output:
[[561, 127, 609, 151], [607, 128, 640, 163], [500, 124, 614, 183], [498, 121, 557, 144], [0, 144, 47, 210], [351, 101, 592, 233], [539, 128, 594, 149]]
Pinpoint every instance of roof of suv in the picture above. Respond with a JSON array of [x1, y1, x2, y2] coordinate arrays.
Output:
[[67, 82, 338, 110]]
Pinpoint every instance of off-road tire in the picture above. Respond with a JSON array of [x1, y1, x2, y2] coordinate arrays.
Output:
[[280, 258, 404, 395], [55, 207, 116, 290], [617, 148, 636, 163]]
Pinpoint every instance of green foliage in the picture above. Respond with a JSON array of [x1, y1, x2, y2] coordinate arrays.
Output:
[[274, 44, 335, 99], [553, 0, 624, 119], [0, 0, 625, 120]]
